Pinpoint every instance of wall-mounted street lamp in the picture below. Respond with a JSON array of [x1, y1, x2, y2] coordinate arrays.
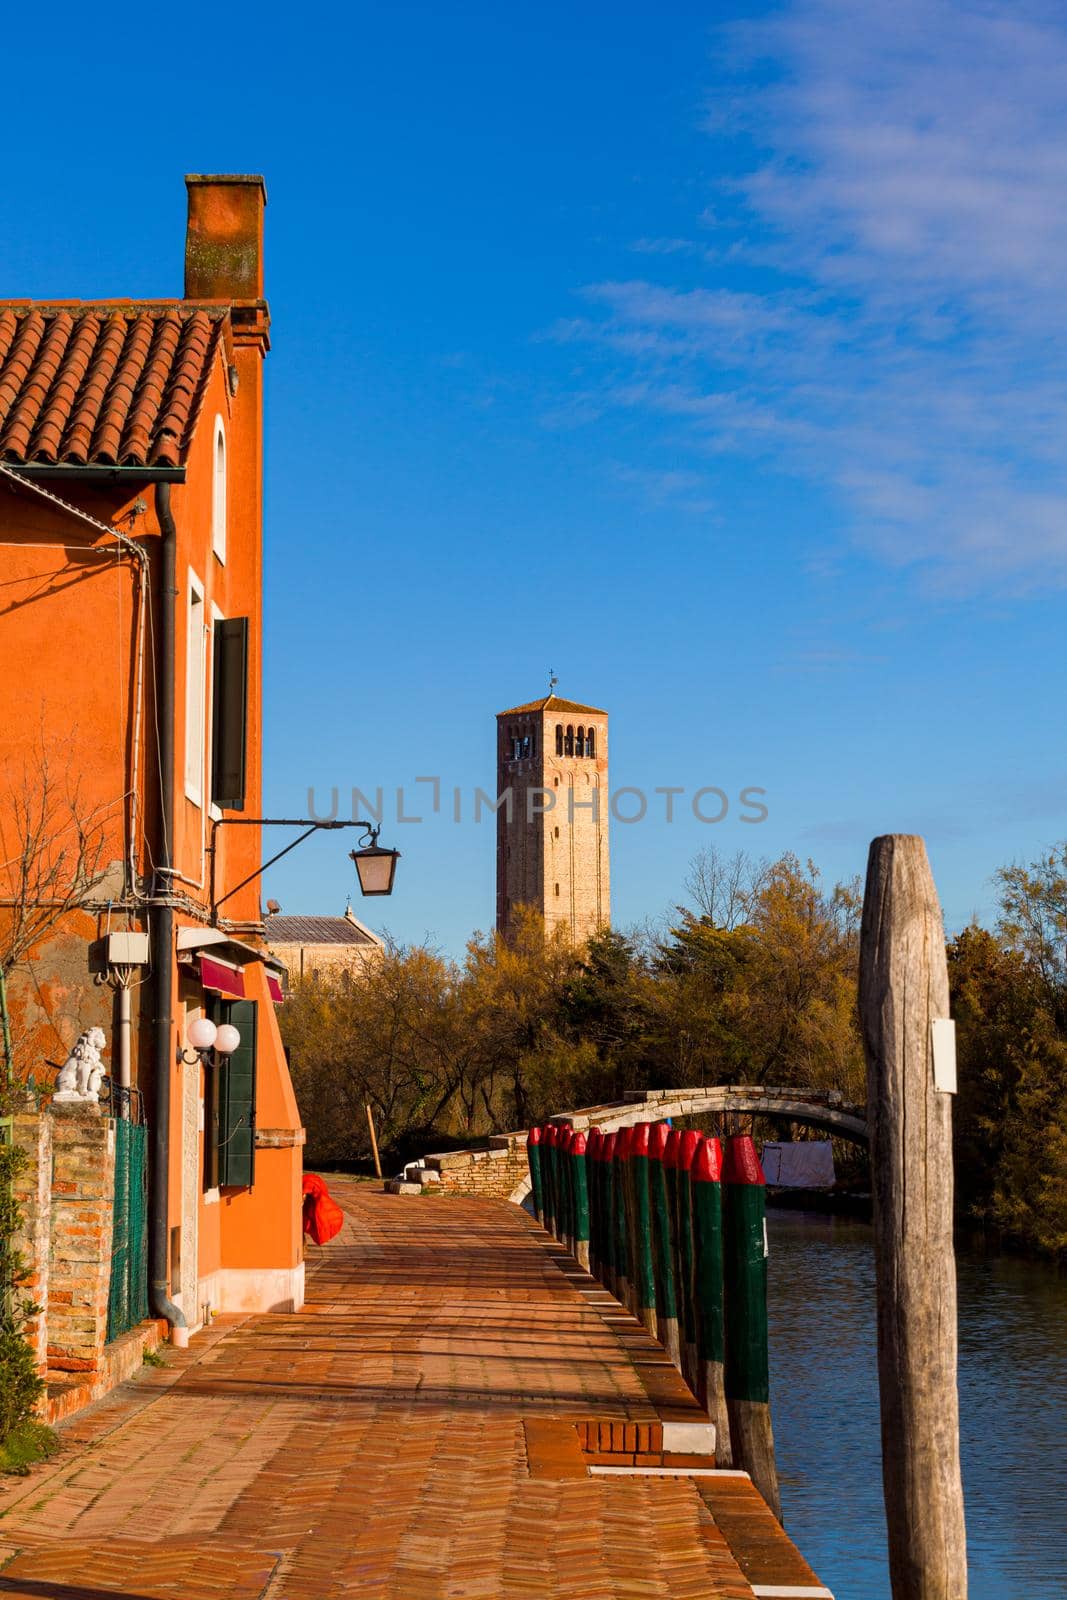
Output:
[[349, 823, 401, 897], [177, 1016, 242, 1067], [208, 818, 400, 919]]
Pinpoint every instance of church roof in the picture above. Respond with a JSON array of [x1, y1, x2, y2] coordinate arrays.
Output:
[[497, 693, 607, 718], [266, 914, 381, 948]]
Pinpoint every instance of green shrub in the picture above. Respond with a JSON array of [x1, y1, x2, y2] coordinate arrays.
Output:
[[0, 1142, 45, 1446], [0, 1419, 57, 1476]]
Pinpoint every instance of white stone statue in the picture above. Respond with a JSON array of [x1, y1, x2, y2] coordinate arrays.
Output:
[[54, 1026, 107, 1103]]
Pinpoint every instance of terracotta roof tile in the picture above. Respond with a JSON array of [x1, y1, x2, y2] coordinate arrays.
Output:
[[497, 693, 608, 717], [0, 301, 227, 468]]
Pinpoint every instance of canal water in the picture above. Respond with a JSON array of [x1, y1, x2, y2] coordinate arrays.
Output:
[[767, 1210, 1067, 1598]]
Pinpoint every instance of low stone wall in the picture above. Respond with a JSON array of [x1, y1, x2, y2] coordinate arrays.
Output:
[[422, 1140, 529, 1199], [48, 1105, 116, 1372], [11, 1101, 124, 1388]]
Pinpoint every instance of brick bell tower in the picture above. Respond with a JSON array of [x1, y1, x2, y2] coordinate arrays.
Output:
[[495, 688, 610, 941]]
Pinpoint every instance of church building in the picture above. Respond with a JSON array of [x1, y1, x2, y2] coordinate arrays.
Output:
[[496, 692, 610, 941]]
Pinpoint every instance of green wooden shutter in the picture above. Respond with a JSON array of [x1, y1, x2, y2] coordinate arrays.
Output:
[[211, 617, 249, 810], [218, 998, 257, 1188]]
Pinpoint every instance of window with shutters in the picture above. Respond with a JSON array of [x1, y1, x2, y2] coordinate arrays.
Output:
[[206, 997, 257, 1188], [211, 617, 249, 810]]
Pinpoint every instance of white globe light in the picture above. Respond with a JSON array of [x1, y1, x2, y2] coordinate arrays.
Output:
[[214, 1023, 242, 1056], [187, 1016, 217, 1052]]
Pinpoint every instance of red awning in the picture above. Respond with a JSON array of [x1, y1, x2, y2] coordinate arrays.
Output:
[[200, 956, 246, 998], [266, 972, 284, 1004]]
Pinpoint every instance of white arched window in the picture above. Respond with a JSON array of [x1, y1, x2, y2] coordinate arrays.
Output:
[[212, 418, 227, 564]]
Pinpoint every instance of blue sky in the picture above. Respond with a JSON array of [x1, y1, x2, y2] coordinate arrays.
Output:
[[4, 0, 1065, 951]]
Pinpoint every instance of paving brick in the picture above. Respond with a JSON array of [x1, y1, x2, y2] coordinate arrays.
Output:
[[0, 1182, 827, 1600]]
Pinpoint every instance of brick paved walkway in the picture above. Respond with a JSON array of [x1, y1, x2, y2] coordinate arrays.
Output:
[[0, 1181, 828, 1600]]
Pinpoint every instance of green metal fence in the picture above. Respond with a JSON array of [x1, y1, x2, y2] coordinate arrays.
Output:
[[106, 1116, 148, 1341]]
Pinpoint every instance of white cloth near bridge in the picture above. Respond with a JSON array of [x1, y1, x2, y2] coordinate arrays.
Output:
[[761, 1140, 836, 1188]]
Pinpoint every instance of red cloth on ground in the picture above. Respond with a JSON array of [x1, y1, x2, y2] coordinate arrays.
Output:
[[302, 1173, 344, 1244]]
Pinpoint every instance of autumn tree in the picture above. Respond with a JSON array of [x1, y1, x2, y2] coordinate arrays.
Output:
[[651, 851, 864, 1098], [950, 847, 1067, 1258], [0, 746, 109, 1085]]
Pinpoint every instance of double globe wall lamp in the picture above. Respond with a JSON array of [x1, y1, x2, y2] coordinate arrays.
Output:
[[178, 1015, 241, 1067], [207, 818, 401, 919]]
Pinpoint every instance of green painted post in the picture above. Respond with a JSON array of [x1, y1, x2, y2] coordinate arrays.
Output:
[[664, 1128, 683, 1349], [586, 1128, 601, 1276], [550, 1122, 565, 1242], [722, 1133, 780, 1518], [542, 1123, 557, 1238], [560, 1123, 576, 1253], [647, 1122, 680, 1366], [628, 1122, 658, 1339], [676, 1128, 702, 1392], [551, 1120, 573, 1246], [571, 1130, 591, 1269], [600, 1130, 617, 1297], [612, 1126, 632, 1311], [526, 1125, 544, 1225], [690, 1134, 731, 1465]]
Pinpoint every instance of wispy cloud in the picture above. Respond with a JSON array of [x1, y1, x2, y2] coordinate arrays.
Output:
[[557, 0, 1067, 591], [629, 237, 701, 257], [610, 463, 718, 517]]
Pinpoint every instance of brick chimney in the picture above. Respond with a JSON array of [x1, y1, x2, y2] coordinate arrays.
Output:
[[184, 174, 266, 303]]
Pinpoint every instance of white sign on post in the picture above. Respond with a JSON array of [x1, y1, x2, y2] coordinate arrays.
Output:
[[931, 1017, 957, 1094]]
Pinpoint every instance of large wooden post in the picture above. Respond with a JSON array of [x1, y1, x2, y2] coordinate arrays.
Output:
[[859, 834, 967, 1600]]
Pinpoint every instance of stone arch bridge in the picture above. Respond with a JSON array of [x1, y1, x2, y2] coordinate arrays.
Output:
[[399, 1084, 868, 1204]]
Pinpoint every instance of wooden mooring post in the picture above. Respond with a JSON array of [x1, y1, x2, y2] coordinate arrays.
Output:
[[859, 834, 967, 1600], [365, 1103, 382, 1180]]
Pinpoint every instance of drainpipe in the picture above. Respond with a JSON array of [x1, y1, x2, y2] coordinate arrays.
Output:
[[116, 986, 132, 1091], [149, 482, 188, 1342]]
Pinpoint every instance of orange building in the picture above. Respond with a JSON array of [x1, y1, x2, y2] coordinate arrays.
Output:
[[0, 176, 305, 1341]]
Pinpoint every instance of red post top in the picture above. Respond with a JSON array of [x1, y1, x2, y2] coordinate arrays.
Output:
[[678, 1129, 703, 1171], [722, 1133, 766, 1186], [692, 1136, 724, 1184], [629, 1121, 651, 1157], [664, 1127, 684, 1169], [571, 1131, 587, 1156], [544, 1124, 557, 1148], [527, 1125, 542, 1146], [647, 1121, 669, 1160], [588, 1127, 602, 1158], [615, 1126, 633, 1158], [600, 1131, 617, 1159]]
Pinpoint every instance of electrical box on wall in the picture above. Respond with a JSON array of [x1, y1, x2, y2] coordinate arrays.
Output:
[[106, 931, 150, 966]]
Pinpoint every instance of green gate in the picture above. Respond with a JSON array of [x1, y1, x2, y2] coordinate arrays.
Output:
[[107, 1116, 148, 1341]]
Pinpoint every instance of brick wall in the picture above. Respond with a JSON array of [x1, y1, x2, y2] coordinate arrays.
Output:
[[424, 1139, 529, 1199], [48, 1104, 116, 1372], [11, 1103, 53, 1376]]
